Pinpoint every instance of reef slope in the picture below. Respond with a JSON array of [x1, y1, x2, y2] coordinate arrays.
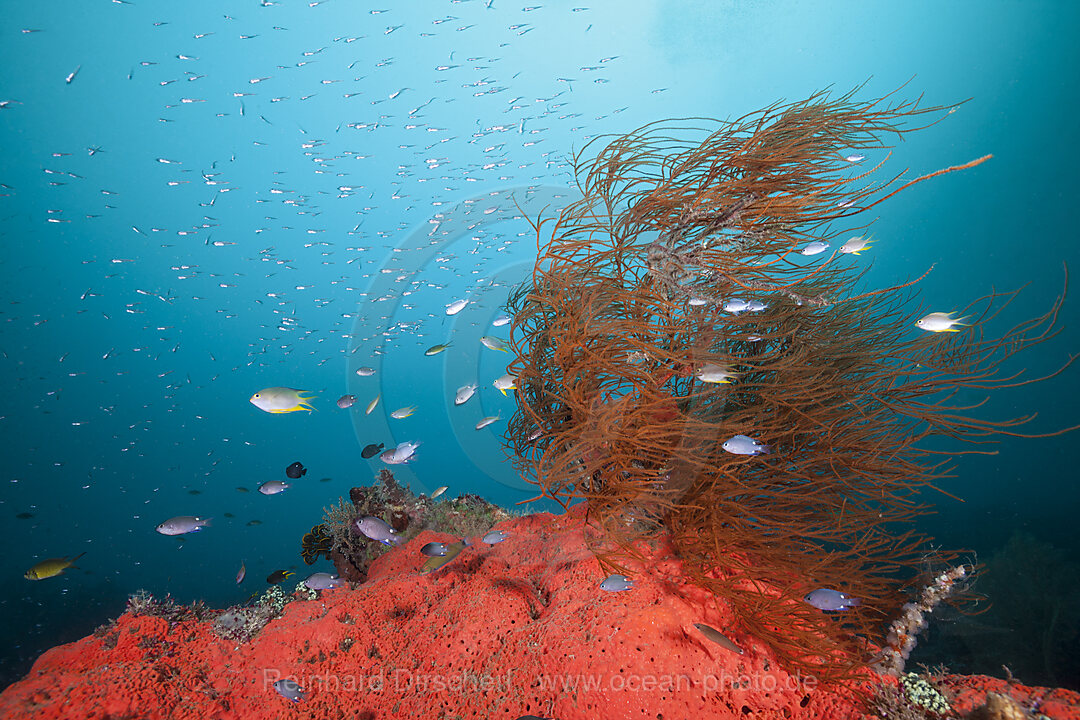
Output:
[[1, 507, 1075, 719]]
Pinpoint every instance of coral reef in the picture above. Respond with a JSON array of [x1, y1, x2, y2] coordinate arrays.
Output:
[[939, 673, 1078, 720], [869, 674, 951, 720], [124, 590, 218, 624], [211, 585, 294, 645], [119, 581, 321, 649], [501, 86, 1074, 681], [319, 467, 510, 582], [3, 507, 1078, 720], [967, 692, 1034, 720], [867, 669, 1078, 720], [899, 672, 954, 715]]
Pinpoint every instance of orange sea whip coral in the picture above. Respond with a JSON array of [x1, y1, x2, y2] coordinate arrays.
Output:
[[502, 85, 1074, 685]]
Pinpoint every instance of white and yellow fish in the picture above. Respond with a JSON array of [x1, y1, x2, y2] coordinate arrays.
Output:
[[839, 235, 872, 255], [480, 336, 510, 353], [250, 387, 315, 414], [391, 405, 417, 419], [916, 312, 969, 333], [696, 362, 738, 385], [493, 373, 516, 396]]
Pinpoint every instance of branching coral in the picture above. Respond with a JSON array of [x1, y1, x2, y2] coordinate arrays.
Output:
[[502, 85, 1075, 684]]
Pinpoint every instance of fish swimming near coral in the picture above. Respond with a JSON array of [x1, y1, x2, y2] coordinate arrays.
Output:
[[454, 384, 477, 405], [25, 552, 86, 580], [693, 622, 744, 655], [839, 234, 872, 255], [480, 335, 510, 352], [419, 539, 471, 574], [361, 442, 385, 459], [156, 516, 211, 535], [354, 516, 402, 546], [379, 440, 420, 465], [266, 569, 295, 584], [723, 297, 750, 314], [916, 311, 968, 333], [249, 387, 316, 414], [493, 373, 516, 396], [599, 574, 634, 592], [445, 298, 469, 315], [804, 588, 860, 611], [273, 678, 307, 702], [304, 572, 344, 590], [420, 542, 449, 557], [695, 362, 738, 385], [721, 434, 770, 456], [482, 530, 508, 544], [475, 414, 501, 430], [800, 240, 830, 256], [258, 480, 290, 495]]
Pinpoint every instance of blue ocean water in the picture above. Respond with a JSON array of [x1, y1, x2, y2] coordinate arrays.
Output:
[[1, 0, 1077, 692]]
